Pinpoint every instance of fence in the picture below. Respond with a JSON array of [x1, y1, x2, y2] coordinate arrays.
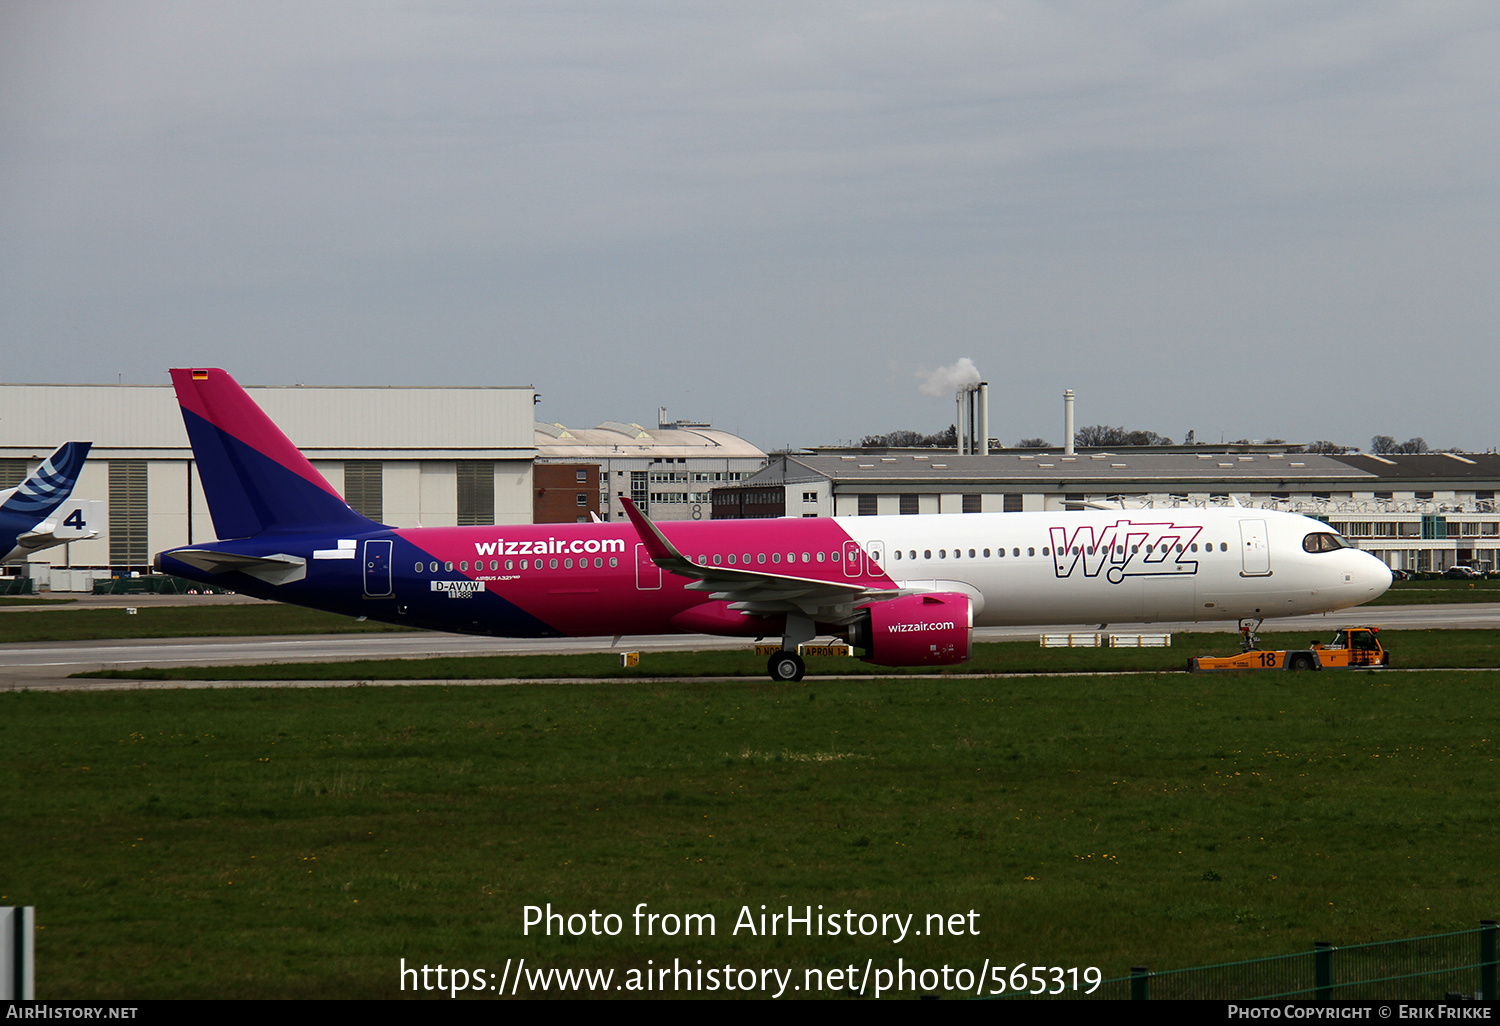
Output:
[[1072, 922, 1497, 1000]]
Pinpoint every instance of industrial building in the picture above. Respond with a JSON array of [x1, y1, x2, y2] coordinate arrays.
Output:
[[713, 449, 1500, 573], [534, 412, 767, 523]]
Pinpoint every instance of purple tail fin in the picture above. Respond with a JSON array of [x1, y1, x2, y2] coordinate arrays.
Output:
[[171, 368, 378, 539]]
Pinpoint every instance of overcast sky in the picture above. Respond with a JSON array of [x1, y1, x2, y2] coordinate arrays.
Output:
[[4, 1, 1498, 452]]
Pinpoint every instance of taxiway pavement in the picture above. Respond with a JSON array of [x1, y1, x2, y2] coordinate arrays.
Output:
[[2, 602, 1495, 689]]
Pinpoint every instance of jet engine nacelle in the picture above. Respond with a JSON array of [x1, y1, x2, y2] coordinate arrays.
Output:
[[851, 591, 973, 667]]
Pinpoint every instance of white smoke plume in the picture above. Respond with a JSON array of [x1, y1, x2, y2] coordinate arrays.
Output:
[[916, 357, 981, 398]]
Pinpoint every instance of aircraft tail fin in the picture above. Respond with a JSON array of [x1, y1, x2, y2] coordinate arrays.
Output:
[[170, 368, 379, 539], [0, 442, 91, 519]]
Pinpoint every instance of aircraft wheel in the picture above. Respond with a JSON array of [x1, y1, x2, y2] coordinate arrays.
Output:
[[1288, 654, 1315, 671], [768, 651, 806, 683]]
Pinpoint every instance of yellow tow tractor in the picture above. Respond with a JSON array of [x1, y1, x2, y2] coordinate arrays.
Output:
[[1189, 624, 1388, 672]]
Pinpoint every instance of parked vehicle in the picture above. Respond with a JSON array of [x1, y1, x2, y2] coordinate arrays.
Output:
[[1189, 627, 1388, 672]]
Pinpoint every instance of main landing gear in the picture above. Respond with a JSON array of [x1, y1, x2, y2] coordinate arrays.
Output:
[[766, 612, 815, 682], [767, 651, 806, 683]]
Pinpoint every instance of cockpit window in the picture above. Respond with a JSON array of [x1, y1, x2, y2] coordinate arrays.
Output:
[[1303, 532, 1352, 553]]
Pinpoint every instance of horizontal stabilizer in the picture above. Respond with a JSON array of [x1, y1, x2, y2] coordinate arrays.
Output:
[[168, 548, 307, 586], [17, 521, 99, 550]]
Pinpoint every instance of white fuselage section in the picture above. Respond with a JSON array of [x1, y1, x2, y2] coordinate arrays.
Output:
[[839, 507, 1391, 626]]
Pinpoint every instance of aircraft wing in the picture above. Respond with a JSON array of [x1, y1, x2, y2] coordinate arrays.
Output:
[[619, 498, 895, 622]]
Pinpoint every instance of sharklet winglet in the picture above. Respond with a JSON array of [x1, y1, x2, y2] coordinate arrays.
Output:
[[620, 496, 690, 566]]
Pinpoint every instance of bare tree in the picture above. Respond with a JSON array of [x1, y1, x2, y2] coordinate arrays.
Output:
[[859, 425, 957, 448], [1074, 425, 1173, 446], [1371, 435, 1429, 454], [1017, 437, 1050, 448]]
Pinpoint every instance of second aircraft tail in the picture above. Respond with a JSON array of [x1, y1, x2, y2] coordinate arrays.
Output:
[[0, 441, 91, 521]]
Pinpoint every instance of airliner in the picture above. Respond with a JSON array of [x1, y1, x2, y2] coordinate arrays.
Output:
[[1, 442, 96, 564], [154, 369, 1392, 681]]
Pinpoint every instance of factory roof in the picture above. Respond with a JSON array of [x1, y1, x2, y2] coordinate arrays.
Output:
[[535, 421, 765, 461], [745, 451, 1380, 488], [1326, 452, 1500, 482]]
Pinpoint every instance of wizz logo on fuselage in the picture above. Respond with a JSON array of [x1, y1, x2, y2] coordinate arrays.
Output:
[[1049, 521, 1204, 584]]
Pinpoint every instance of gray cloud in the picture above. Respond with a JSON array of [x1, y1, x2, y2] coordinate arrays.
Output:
[[3, 1, 1498, 450]]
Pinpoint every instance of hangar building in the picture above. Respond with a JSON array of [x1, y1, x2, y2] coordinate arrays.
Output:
[[0, 381, 536, 588]]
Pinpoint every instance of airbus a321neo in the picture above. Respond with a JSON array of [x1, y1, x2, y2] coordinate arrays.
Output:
[[154, 369, 1392, 681], [1, 442, 96, 563]]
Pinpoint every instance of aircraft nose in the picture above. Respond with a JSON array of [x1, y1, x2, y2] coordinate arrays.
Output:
[[1359, 551, 1393, 599]]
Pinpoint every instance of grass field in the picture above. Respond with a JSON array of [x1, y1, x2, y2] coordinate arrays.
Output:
[[6, 666, 1499, 999], [0, 603, 413, 643], [71, 628, 1500, 682], [1367, 580, 1500, 605]]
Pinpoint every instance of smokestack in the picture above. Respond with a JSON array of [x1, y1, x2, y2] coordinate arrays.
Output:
[[1063, 389, 1075, 456], [954, 382, 990, 455], [978, 382, 989, 456]]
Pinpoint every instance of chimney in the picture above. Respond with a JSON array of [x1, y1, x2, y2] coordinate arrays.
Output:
[[1063, 389, 1075, 456], [977, 382, 989, 456]]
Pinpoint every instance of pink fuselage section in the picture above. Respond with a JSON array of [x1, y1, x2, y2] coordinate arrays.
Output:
[[391, 517, 888, 637]]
